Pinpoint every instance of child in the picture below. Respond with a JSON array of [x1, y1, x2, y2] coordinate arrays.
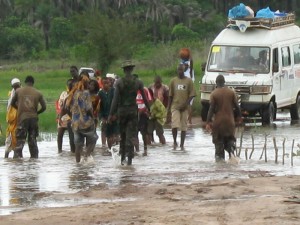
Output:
[[147, 88, 167, 145], [98, 77, 118, 150], [135, 74, 152, 156]]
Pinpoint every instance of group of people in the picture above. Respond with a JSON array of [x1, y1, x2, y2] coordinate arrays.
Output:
[[4, 48, 243, 164]]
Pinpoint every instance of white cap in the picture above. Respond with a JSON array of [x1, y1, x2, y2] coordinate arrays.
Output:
[[11, 78, 21, 86], [106, 73, 116, 79]]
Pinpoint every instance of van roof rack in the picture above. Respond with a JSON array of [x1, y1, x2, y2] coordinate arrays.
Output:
[[227, 13, 295, 31]]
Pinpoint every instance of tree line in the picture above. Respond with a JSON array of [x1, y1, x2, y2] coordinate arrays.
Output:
[[0, 0, 298, 73]]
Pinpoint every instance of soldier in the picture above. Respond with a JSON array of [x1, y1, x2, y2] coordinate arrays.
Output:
[[108, 60, 149, 165]]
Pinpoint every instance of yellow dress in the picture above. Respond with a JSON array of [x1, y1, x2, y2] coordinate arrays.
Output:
[[5, 90, 18, 152]]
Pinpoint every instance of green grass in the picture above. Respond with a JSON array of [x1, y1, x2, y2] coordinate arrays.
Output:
[[0, 42, 208, 138]]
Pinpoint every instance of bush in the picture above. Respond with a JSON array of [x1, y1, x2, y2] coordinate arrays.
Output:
[[171, 23, 200, 41], [0, 18, 42, 59]]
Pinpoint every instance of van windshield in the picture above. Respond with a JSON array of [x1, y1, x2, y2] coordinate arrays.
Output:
[[207, 46, 270, 74]]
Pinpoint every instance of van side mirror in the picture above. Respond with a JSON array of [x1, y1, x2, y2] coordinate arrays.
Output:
[[272, 63, 279, 73], [201, 62, 206, 72]]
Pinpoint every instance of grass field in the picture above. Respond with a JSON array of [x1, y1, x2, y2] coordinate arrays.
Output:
[[0, 55, 206, 145]]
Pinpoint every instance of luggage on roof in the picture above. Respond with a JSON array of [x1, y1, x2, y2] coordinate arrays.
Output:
[[227, 13, 295, 32]]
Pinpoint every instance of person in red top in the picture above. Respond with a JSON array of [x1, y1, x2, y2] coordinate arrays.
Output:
[[94, 70, 102, 89], [135, 74, 152, 156], [148, 75, 169, 108]]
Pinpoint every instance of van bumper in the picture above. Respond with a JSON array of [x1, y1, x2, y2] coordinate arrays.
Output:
[[200, 99, 270, 117]]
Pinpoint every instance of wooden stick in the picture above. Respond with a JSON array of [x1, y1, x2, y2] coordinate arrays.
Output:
[[238, 130, 243, 157], [264, 134, 268, 162], [259, 134, 267, 160], [249, 134, 254, 159], [245, 148, 248, 160], [282, 138, 286, 165], [291, 139, 294, 166], [259, 143, 265, 160], [273, 137, 278, 164]]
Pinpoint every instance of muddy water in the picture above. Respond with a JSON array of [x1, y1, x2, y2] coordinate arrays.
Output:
[[0, 112, 300, 215]]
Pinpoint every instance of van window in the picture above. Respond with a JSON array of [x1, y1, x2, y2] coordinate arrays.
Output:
[[281, 47, 291, 67], [272, 48, 279, 73], [207, 46, 269, 73], [273, 48, 278, 65], [293, 44, 300, 64]]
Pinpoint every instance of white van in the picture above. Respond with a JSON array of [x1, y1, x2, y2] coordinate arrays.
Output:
[[200, 14, 300, 124], [78, 67, 95, 78]]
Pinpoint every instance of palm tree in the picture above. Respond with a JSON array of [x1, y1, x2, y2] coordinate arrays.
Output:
[[112, 0, 138, 8], [0, 0, 12, 20], [182, 2, 204, 28], [142, 0, 167, 43], [34, 3, 58, 50], [14, 0, 39, 25]]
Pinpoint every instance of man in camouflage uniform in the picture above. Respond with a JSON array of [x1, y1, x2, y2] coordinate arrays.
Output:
[[11, 76, 46, 158], [109, 60, 149, 165]]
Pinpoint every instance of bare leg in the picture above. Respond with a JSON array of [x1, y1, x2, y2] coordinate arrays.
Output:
[[133, 133, 139, 152], [142, 134, 148, 156], [180, 131, 186, 150], [57, 127, 65, 153], [158, 134, 166, 145], [4, 151, 9, 158], [172, 128, 178, 149], [75, 144, 83, 163], [101, 131, 107, 147], [188, 105, 192, 124]]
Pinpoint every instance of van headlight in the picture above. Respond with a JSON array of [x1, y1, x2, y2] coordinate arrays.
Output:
[[250, 85, 272, 94], [200, 84, 215, 93]]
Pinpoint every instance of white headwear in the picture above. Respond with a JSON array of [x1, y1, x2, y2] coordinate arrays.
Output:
[[106, 73, 116, 79], [11, 78, 20, 86]]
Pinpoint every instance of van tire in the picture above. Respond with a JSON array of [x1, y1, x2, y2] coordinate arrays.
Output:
[[290, 95, 300, 120], [201, 102, 209, 122], [262, 102, 275, 125]]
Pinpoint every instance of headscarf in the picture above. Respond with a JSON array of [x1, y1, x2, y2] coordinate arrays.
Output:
[[65, 75, 90, 108]]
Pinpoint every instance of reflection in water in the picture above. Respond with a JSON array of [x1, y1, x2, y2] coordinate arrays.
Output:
[[0, 113, 300, 215], [69, 165, 96, 190], [0, 166, 10, 206]]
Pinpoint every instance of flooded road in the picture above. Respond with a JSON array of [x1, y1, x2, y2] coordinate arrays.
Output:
[[0, 112, 300, 215]]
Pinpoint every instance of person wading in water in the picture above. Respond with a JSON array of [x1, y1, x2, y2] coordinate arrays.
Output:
[[108, 60, 149, 165], [205, 74, 242, 162]]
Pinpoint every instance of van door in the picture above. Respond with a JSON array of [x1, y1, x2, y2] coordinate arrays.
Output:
[[292, 43, 300, 97], [273, 46, 292, 108]]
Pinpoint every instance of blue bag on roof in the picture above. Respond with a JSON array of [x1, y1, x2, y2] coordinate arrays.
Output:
[[256, 7, 275, 19], [228, 3, 250, 19]]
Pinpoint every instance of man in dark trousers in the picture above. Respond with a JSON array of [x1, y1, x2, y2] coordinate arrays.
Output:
[[11, 75, 46, 158], [108, 60, 149, 165], [205, 75, 242, 162]]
